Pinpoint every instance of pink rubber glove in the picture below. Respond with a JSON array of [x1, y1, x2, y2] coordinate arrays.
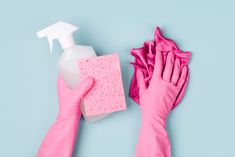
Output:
[[130, 27, 190, 108], [37, 74, 94, 157], [136, 50, 188, 157]]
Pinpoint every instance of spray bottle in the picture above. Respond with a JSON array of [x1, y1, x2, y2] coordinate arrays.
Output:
[[37, 21, 97, 88], [36, 21, 104, 121]]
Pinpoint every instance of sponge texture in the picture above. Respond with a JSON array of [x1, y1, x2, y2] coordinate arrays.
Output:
[[78, 54, 126, 117]]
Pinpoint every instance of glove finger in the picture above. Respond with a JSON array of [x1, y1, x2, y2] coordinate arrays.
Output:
[[136, 69, 147, 95], [74, 77, 95, 101], [171, 58, 181, 85], [177, 66, 188, 88], [163, 52, 175, 82], [152, 50, 163, 80]]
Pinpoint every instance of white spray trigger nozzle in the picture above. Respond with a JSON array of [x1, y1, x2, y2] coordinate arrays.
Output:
[[36, 21, 79, 53]]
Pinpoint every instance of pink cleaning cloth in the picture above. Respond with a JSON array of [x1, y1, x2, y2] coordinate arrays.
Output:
[[78, 54, 126, 117], [130, 27, 190, 108]]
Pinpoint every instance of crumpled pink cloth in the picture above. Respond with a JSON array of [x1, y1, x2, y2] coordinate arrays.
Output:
[[130, 27, 190, 108]]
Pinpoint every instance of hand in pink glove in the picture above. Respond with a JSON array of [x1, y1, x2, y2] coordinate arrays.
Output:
[[136, 51, 188, 157], [37, 75, 94, 157]]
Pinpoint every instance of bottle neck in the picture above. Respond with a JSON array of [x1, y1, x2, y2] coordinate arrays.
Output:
[[58, 35, 76, 50]]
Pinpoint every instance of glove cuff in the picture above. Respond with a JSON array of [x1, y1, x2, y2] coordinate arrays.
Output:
[[141, 113, 168, 138], [57, 110, 81, 121]]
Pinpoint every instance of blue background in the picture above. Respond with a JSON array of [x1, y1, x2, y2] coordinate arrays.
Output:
[[0, 0, 235, 156]]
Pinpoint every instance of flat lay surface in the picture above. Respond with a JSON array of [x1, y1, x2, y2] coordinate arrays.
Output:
[[0, 0, 235, 156]]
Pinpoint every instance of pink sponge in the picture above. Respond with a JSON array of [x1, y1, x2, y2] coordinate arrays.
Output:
[[78, 54, 126, 118]]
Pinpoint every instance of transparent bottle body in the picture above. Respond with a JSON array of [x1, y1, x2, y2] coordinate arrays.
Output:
[[58, 45, 96, 88]]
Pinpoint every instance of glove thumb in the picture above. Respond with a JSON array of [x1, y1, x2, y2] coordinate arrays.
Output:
[[136, 69, 147, 95], [73, 77, 95, 102]]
